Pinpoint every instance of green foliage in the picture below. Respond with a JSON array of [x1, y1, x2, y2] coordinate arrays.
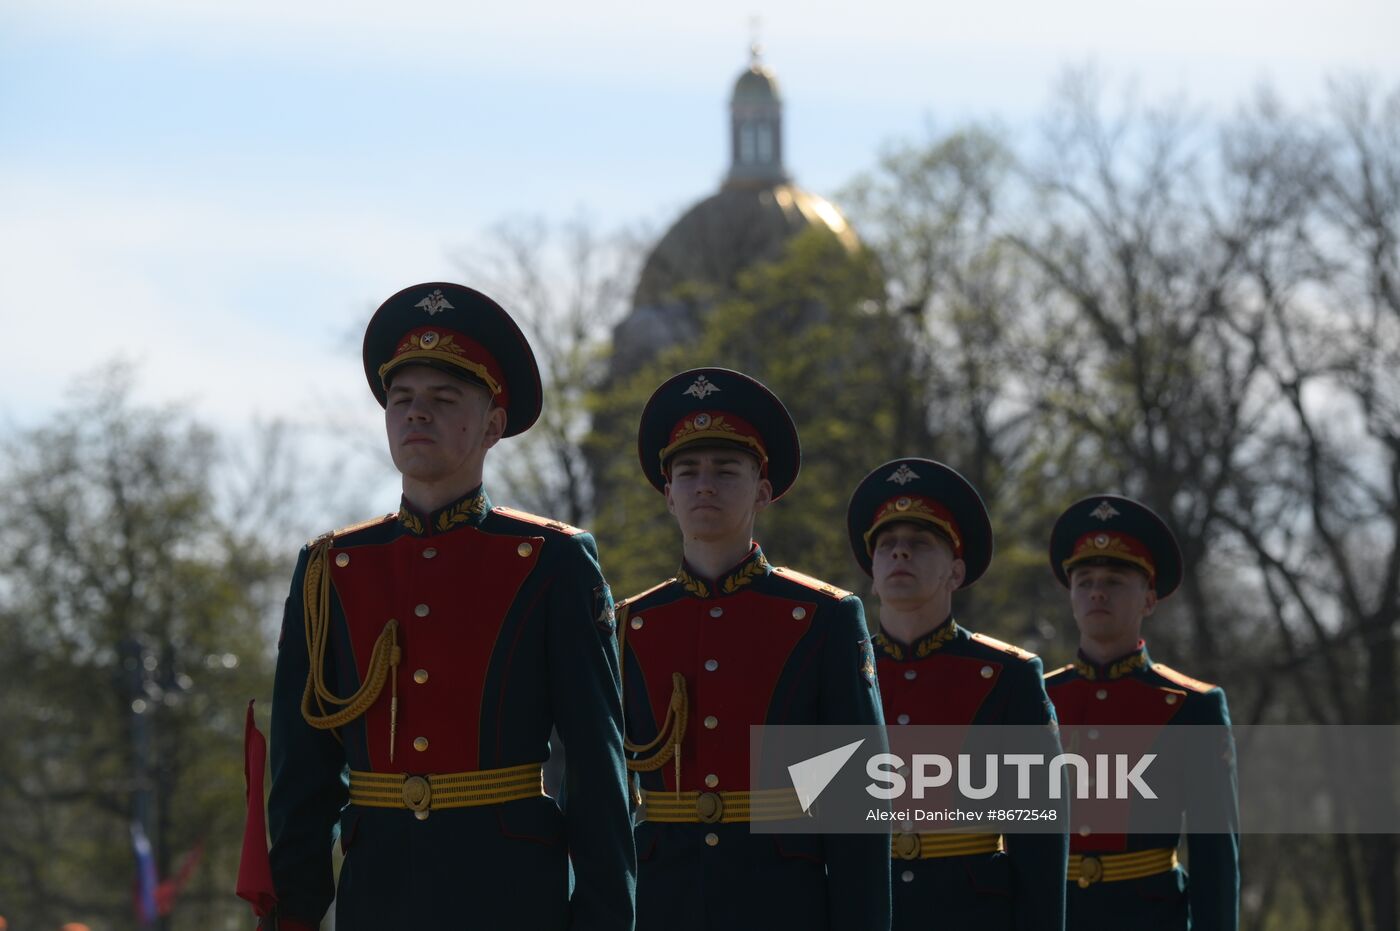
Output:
[[586, 228, 924, 602], [0, 367, 278, 931]]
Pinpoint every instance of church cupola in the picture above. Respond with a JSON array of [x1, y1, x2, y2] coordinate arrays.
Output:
[[724, 44, 789, 189]]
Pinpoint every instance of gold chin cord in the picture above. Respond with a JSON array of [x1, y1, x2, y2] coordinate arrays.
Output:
[[617, 603, 689, 798], [299, 538, 403, 754]]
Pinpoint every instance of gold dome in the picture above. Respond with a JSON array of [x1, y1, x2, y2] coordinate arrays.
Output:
[[607, 52, 869, 373], [633, 183, 860, 309]]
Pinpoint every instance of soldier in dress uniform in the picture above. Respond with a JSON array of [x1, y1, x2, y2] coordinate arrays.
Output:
[[616, 368, 890, 931], [846, 458, 1068, 931], [261, 283, 636, 930], [1043, 495, 1238, 931]]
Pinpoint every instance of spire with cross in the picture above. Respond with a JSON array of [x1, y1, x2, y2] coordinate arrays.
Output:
[[726, 24, 786, 189]]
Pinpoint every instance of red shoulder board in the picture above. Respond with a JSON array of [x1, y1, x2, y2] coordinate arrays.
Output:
[[772, 566, 852, 600], [617, 578, 678, 611], [1043, 662, 1075, 680], [969, 631, 1036, 660], [491, 505, 584, 535], [1152, 663, 1217, 693], [309, 512, 396, 546]]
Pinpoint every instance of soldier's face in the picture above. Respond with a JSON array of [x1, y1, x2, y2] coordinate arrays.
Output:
[[385, 365, 505, 486], [870, 522, 965, 611], [1069, 564, 1157, 641], [664, 448, 772, 544]]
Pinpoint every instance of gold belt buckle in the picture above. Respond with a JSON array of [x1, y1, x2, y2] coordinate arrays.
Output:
[[696, 792, 724, 823], [402, 775, 432, 821], [894, 832, 922, 860], [1078, 855, 1104, 888]]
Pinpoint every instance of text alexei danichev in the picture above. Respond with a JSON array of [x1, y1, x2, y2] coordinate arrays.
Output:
[[866, 808, 1061, 822], [867, 808, 986, 822]]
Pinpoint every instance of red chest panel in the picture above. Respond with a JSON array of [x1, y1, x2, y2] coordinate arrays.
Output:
[[1046, 675, 1185, 852], [879, 653, 1004, 810], [1047, 676, 1185, 728], [877, 653, 1002, 726], [329, 529, 541, 772], [626, 590, 815, 791]]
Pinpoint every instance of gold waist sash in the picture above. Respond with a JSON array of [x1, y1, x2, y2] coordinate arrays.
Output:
[[640, 788, 807, 824], [1068, 847, 1178, 887], [349, 763, 544, 820], [891, 832, 1004, 860]]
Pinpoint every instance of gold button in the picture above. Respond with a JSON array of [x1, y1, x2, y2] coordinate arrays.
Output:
[[1079, 855, 1104, 888], [422, 547, 437, 559], [704, 832, 719, 846], [901, 870, 915, 883], [703, 715, 718, 730], [696, 792, 724, 822], [705, 659, 719, 672], [705, 773, 719, 788], [896, 713, 910, 725], [1079, 825, 1092, 837], [904, 669, 917, 680], [792, 607, 807, 620], [1165, 694, 1178, 705], [402, 775, 429, 808], [517, 542, 533, 557], [414, 809, 430, 821], [335, 552, 350, 567], [630, 616, 644, 630], [413, 669, 429, 684], [894, 832, 922, 859], [709, 606, 723, 618], [980, 665, 994, 679], [413, 737, 429, 752], [1096, 688, 1109, 700], [415, 604, 430, 618]]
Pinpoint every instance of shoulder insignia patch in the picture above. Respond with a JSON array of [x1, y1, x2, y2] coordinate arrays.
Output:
[[859, 637, 877, 686], [772, 566, 852, 600], [309, 512, 396, 546], [1152, 663, 1217, 693], [593, 583, 616, 634], [969, 631, 1036, 660], [490, 505, 584, 536], [617, 578, 679, 611]]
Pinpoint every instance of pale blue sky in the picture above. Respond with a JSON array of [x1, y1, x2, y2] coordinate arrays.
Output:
[[2, 0, 1396, 441]]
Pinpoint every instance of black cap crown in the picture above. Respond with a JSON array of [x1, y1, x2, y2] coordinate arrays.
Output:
[[1049, 495, 1182, 598], [636, 368, 800, 498], [362, 282, 542, 438], [845, 458, 993, 586]]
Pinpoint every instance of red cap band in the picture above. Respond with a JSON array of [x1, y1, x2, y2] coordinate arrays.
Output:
[[378, 326, 509, 408], [863, 494, 964, 557]]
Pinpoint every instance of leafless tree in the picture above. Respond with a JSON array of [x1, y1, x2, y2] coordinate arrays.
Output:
[[456, 214, 646, 525]]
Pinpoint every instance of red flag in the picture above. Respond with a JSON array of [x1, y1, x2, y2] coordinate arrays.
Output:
[[156, 839, 205, 916], [236, 700, 278, 917]]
